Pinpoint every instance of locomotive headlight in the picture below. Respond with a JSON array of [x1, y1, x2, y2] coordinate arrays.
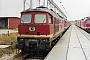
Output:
[[20, 39, 23, 41], [29, 26, 35, 31], [18, 39, 24, 44]]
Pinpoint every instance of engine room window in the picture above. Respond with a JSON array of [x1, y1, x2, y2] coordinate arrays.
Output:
[[35, 14, 46, 23], [21, 14, 31, 23], [87, 20, 90, 23]]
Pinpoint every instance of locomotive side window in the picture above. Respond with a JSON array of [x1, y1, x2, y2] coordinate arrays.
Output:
[[49, 17, 52, 24], [21, 14, 31, 23], [54, 17, 59, 24], [35, 14, 46, 23], [86, 20, 90, 23]]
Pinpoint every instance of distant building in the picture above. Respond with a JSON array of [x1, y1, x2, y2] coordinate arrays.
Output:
[[0, 17, 20, 29]]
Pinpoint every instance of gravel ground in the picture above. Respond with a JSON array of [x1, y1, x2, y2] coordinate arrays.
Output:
[[0, 54, 15, 60]]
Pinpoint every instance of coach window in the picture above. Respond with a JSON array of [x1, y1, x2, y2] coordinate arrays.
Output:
[[49, 17, 52, 24]]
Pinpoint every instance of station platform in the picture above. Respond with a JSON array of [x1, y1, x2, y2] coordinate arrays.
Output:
[[44, 25, 90, 60]]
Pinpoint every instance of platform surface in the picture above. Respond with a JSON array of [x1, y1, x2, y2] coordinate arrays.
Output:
[[44, 25, 90, 60]]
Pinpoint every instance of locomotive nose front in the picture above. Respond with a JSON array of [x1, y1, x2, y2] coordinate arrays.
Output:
[[18, 13, 50, 35], [17, 12, 52, 53]]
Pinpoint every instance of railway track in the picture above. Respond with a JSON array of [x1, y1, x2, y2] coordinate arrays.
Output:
[[13, 53, 29, 60], [13, 48, 50, 60], [13, 52, 46, 60]]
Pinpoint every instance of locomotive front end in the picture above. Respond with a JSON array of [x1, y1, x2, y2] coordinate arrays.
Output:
[[16, 9, 54, 53], [85, 18, 90, 33]]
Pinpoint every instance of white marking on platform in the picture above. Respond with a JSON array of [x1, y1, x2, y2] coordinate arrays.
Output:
[[67, 48, 86, 60]]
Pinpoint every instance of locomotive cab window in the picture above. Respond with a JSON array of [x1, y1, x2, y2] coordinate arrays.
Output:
[[34, 14, 46, 23], [21, 14, 31, 23], [86, 20, 90, 23]]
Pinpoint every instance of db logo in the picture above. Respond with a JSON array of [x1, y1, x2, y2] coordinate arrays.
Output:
[[29, 26, 35, 31]]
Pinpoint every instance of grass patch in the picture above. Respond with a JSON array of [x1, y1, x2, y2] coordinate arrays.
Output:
[[0, 33, 18, 57], [0, 33, 18, 46]]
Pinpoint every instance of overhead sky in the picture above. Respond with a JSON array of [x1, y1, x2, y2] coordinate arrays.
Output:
[[54, 0, 90, 21], [0, 0, 90, 21]]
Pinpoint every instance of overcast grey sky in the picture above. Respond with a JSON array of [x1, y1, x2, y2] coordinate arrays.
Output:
[[0, 0, 90, 21], [0, 0, 23, 17], [54, 0, 90, 20]]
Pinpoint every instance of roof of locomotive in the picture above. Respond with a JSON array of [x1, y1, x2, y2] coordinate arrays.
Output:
[[22, 7, 63, 19], [82, 17, 90, 21]]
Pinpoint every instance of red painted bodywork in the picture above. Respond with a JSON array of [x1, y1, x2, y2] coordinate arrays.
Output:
[[85, 19, 90, 28], [18, 24, 53, 35], [67, 22, 71, 27], [80, 20, 84, 28], [81, 18, 90, 29], [18, 9, 70, 36], [76, 17, 90, 29], [18, 11, 54, 35]]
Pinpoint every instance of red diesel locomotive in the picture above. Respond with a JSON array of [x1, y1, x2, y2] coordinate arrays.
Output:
[[16, 7, 70, 54], [76, 17, 90, 33]]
